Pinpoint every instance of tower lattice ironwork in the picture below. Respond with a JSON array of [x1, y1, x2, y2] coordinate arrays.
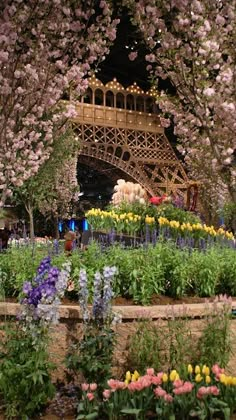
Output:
[[72, 76, 189, 197]]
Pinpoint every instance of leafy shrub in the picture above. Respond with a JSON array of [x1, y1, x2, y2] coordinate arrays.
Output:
[[216, 248, 236, 296], [197, 297, 232, 368], [188, 248, 221, 297], [0, 324, 55, 418]]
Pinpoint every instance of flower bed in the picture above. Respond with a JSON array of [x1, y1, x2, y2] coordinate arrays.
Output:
[[1, 299, 236, 418], [1, 239, 236, 304]]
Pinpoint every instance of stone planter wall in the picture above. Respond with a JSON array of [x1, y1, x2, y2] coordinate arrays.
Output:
[[1, 301, 236, 381]]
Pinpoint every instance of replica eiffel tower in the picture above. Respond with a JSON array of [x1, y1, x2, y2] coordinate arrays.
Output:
[[72, 75, 190, 198]]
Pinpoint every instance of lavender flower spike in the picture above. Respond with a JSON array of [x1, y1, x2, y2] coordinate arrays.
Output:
[[78, 268, 89, 322]]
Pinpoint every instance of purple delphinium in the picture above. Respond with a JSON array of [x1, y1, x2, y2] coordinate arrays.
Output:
[[151, 228, 157, 247], [53, 240, 59, 255], [21, 258, 71, 325], [145, 224, 150, 244], [102, 266, 116, 319], [79, 266, 117, 324], [78, 269, 89, 322], [92, 271, 103, 320]]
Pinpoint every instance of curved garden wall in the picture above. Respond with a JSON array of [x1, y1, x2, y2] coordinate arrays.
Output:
[[1, 300, 236, 381]]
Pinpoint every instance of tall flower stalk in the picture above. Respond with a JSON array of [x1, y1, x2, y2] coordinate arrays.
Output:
[[0, 257, 71, 417], [67, 266, 118, 392]]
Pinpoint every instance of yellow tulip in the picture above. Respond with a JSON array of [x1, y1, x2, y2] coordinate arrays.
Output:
[[125, 371, 131, 382], [205, 375, 211, 384], [219, 374, 226, 384], [169, 370, 178, 382], [195, 365, 201, 374], [133, 370, 140, 380], [195, 374, 203, 383], [187, 364, 193, 374], [232, 377, 236, 386], [162, 373, 168, 382], [202, 365, 210, 376]]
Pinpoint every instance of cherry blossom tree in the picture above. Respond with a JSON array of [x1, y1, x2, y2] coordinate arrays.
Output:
[[0, 0, 119, 205], [13, 129, 79, 239], [124, 0, 236, 213], [37, 152, 80, 239]]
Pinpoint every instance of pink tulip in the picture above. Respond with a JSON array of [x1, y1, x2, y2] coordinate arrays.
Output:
[[212, 364, 225, 379], [81, 383, 89, 391], [173, 379, 184, 388], [87, 392, 94, 401], [164, 393, 173, 403], [146, 368, 155, 376], [151, 373, 163, 386], [173, 382, 194, 395], [90, 383, 97, 391], [210, 386, 220, 396], [154, 386, 167, 397], [107, 379, 126, 391], [103, 389, 111, 400]]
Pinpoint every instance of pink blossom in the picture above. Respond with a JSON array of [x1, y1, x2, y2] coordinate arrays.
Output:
[[164, 393, 173, 403], [173, 382, 194, 395], [103, 389, 111, 400], [90, 383, 97, 391], [87, 392, 94, 401], [154, 386, 167, 398], [146, 368, 155, 376], [151, 373, 163, 385], [145, 53, 156, 63], [203, 87, 215, 97], [81, 383, 89, 391], [128, 51, 138, 61], [173, 379, 184, 388], [197, 386, 220, 399], [107, 379, 126, 391]]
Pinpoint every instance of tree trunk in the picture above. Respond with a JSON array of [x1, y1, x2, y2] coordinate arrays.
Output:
[[53, 215, 59, 239], [28, 204, 35, 242]]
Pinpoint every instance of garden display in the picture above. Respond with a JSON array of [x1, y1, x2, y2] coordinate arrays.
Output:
[[1, 0, 236, 417], [0, 195, 236, 418]]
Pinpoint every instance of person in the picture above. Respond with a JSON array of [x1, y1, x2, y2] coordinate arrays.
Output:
[[0, 227, 10, 250], [64, 230, 76, 253]]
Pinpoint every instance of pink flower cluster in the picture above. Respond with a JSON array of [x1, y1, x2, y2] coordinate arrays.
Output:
[[197, 386, 220, 399], [81, 382, 98, 402], [0, 0, 119, 204], [124, 0, 236, 206], [212, 364, 225, 379], [173, 380, 194, 395], [154, 387, 173, 403]]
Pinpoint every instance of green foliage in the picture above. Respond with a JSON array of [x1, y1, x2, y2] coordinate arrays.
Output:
[[197, 298, 232, 368], [219, 202, 236, 232], [152, 203, 201, 225], [108, 202, 201, 226], [66, 322, 115, 392], [1, 239, 236, 303], [125, 300, 232, 380], [125, 318, 163, 374], [216, 248, 236, 296], [125, 309, 194, 376], [0, 247, 44, 297], [155, 242, 191, 298], [188, 248, 221, 297], [0, 322, 55, 418]]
